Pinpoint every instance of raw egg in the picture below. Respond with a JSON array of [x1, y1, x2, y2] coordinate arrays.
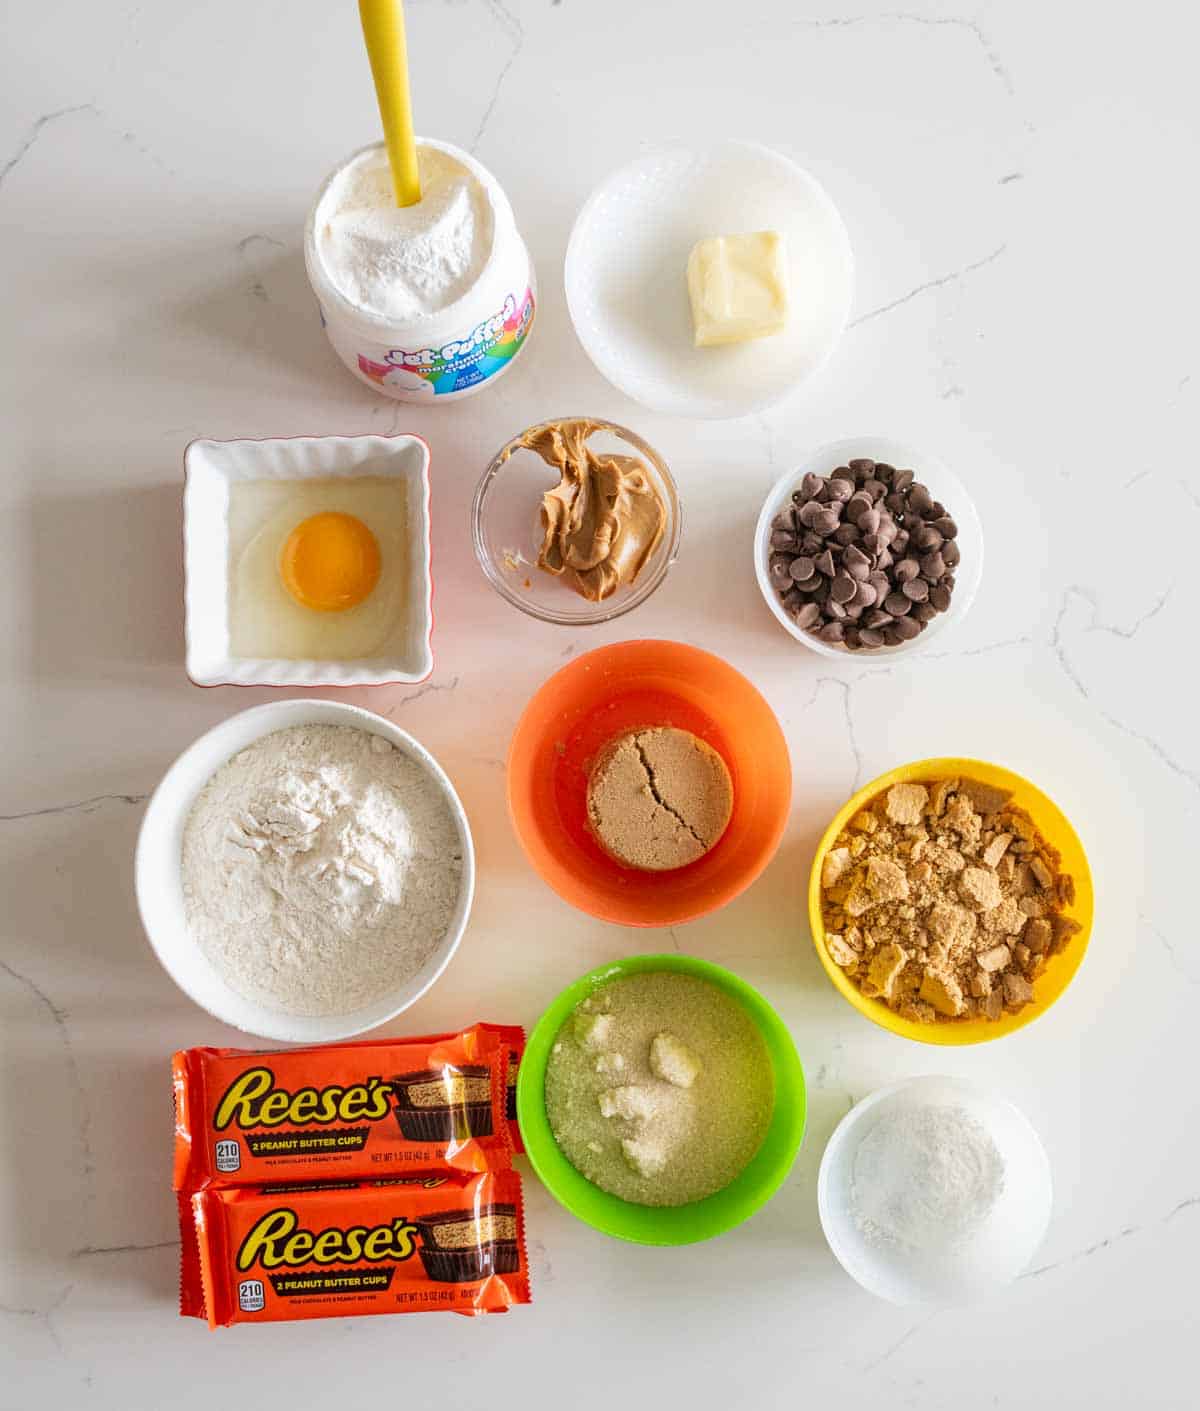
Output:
[[228, 479, 407, 660], [280, 512, 381, 612]]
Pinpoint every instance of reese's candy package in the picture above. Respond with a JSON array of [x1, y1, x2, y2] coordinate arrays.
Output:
[[173, 1024, 520, 1191], [479, 1022, 524, 1153], [184, 1172, 530, 1325]]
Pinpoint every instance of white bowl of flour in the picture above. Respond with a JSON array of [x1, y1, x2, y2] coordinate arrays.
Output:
[[817, 1075, 1053, 1305], [135, 699, 475, 1042]]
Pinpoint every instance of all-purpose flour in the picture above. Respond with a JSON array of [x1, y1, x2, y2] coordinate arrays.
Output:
[[181, 724, 463, 1017], [317, 144, 494, 321]]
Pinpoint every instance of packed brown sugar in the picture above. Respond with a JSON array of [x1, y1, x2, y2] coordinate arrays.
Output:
[[819, 776, 1080, 1023]]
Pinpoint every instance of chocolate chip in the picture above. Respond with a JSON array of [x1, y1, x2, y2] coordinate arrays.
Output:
[[768, 461, 963, 652], [908, 483, 933, 514], [844, 544, 871, 579], [831, 572, 857, 604]]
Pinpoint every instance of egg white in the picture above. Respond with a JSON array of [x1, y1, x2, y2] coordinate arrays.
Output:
[[229, 479, 407, 660]]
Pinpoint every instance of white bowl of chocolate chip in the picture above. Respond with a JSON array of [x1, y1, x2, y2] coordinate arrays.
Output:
[[754, 437, 983, 657]]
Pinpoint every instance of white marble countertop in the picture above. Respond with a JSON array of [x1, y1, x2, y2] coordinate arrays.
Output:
[[2, 1, 1196, 1405]]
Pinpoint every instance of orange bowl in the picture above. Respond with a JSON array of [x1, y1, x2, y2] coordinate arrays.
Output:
[[507, 640, 791, 926]]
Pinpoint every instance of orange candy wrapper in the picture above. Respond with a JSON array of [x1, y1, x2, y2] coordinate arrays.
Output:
[[173, 1023, 523, 1191], [184, 1172, 530, 1325]]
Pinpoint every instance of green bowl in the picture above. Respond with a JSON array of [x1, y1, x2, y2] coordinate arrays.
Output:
[[516, 953, 807, 1245]]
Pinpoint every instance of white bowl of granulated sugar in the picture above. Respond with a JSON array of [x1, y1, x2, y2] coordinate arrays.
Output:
[[135, 699, 475, 1043], [817, 1075, 1053, 1306]]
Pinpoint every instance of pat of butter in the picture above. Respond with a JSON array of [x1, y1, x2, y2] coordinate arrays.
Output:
[[686, 231, 789, 348]]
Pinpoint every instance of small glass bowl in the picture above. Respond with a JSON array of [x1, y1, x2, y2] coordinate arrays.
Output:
[[471, 418, 681, 625]]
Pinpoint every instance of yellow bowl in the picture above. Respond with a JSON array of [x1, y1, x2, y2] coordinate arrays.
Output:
[[808, 757, 1093, 1045]]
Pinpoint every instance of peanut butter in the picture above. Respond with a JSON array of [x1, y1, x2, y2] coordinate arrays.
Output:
[[515, 419, 667, 602]]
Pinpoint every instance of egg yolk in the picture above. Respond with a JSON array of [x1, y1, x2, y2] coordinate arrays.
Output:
[[279, 512, 381, 612]]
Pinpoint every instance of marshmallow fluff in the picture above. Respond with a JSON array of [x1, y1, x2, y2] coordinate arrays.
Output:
[[317, 144, 495, 321]]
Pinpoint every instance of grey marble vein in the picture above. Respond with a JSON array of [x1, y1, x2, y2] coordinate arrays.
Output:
[[0, 959, 95, 1207], [849, 244, 1008, 329], [0, 792, 148, 823], [74, 1240, 179, 1258], [800, 678, 866, 793], [0, 104, 96, 192], [796, 13, 1014, 95], [863, 1314, 937, 1371], [382, 675, 461, 715], [1139, 912, 1198, 985], [1025, 1195, 1200, 1280], [925, 633, 1032, 660], [1052, 586, 1196, 794], [471, 0, 525, 152]]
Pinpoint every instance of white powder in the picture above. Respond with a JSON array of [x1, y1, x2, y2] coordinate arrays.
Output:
[[181, 724, 464, 1017], [851, 1102, 1006, 1251], [318, 144, 494, 321]]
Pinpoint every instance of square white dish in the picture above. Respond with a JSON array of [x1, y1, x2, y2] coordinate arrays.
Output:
[[183, 433, 433, 687]]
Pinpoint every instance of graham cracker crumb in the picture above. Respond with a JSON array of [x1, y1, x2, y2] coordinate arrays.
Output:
[[818, 774, 1081, 1025]]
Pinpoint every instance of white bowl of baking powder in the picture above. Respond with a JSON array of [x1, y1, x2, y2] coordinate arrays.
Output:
[[135, 699, 475, 1043], [817, 1075, 1053, 1306], [305, 139, 536, 403]]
